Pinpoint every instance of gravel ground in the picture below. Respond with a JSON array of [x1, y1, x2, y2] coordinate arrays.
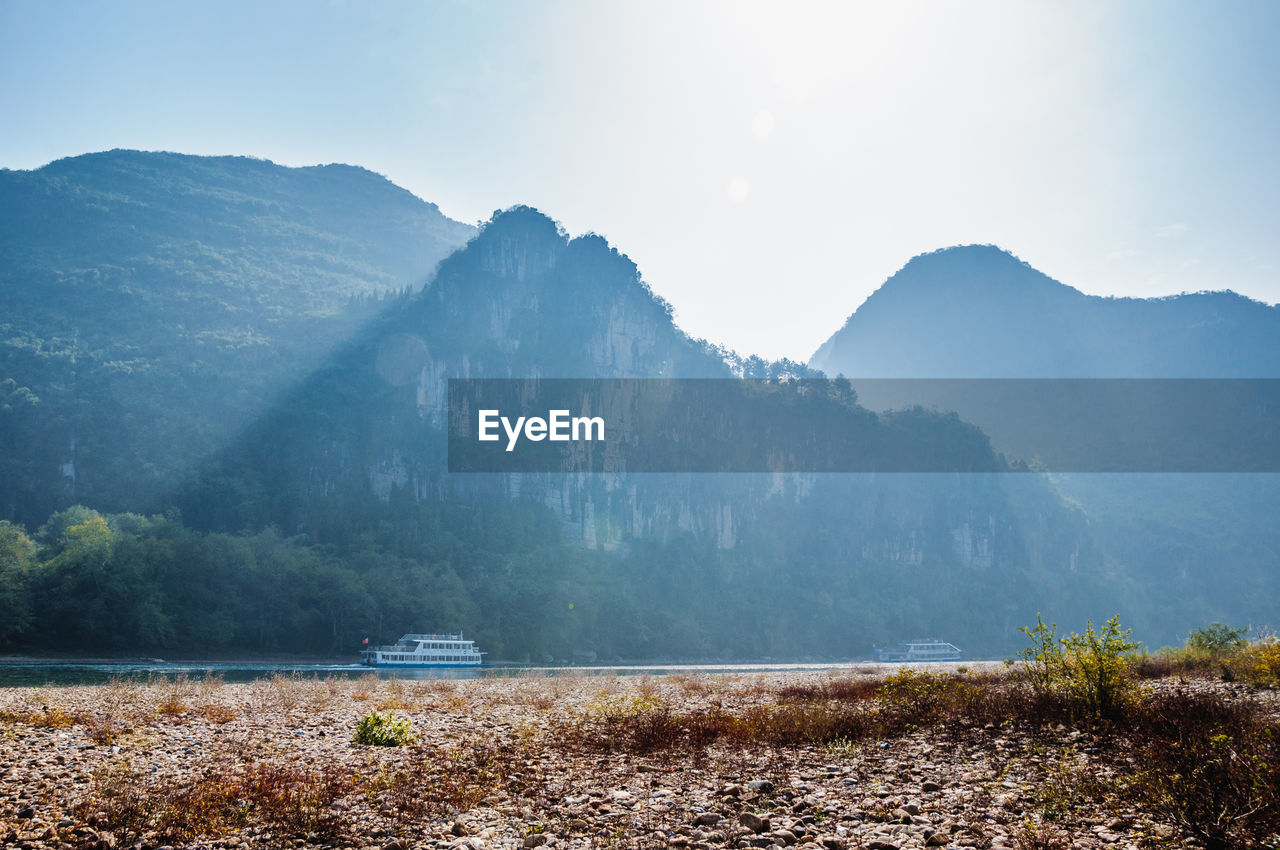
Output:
[[0, 669, 1272, 849]]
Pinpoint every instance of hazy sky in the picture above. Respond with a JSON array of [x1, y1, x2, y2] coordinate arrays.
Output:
[[3, 0, 1277, 361]]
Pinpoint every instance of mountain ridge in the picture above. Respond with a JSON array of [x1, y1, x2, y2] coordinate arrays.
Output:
[[811, 244, 1280, 378]]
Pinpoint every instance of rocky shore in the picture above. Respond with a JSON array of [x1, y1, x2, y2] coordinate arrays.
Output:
[[0, 670, 1275, 849]]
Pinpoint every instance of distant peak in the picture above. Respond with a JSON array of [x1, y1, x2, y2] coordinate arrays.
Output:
[[38, 149, 390, 185], [40, 148, 278, 171], [903, 243, 1032, 270], [871, 243, 1077, 300], [479, 205, 567, 241]]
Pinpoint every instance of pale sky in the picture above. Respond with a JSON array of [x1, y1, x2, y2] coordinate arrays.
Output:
[[2, 0, 1277, 361]]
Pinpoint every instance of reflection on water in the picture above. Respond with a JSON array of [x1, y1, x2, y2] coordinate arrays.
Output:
[[0, 659, 992, 688]]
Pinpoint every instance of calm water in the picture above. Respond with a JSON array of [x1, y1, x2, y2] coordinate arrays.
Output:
[[0, 659, 966, 688]]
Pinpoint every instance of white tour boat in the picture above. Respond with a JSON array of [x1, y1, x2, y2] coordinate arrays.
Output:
[[874, 639, 963, 663], [360, 633, 485, 668]]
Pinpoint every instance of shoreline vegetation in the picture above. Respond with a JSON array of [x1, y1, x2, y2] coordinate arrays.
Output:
[[1, 625, 1278, 850]]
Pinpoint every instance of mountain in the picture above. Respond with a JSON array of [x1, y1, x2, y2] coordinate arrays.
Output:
[[170, 206, 1106, 659], [0, 158, 1167, 659], [810, 244, 1280, 378], [809, 245, 1280, 643], [0, 150, 474, 524]]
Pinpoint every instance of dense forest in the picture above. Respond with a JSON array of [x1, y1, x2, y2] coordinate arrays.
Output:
[[0, 472, 1110, 661]]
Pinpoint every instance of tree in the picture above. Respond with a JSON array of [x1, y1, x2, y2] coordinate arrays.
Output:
[[1186, 622, 1249, 655], [0, 521, 35, 646]]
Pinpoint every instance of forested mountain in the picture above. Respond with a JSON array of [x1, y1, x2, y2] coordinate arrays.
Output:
[[0, 150, 474, 524], [810, 245, 1280, 378], [0, 161, 1110, 660], [168, 206, 1102, 659], [809, 245, 1280, 644]]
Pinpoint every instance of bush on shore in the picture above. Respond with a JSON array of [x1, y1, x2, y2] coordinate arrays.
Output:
[[354, 709, 415, 746], [1018, 613, 1140, 720]]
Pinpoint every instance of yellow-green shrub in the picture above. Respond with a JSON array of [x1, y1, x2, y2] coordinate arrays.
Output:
[[1019, 614, 1140, 719], [354, 709, 415, 746], [1226, 640, 1280, 688]]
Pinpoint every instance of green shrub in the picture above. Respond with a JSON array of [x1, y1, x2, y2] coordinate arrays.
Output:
[[1019, 614, 1062, 693], [875, 668, 974, 727], [1187, 622, 1249, 655], [354, 709, 415, 746], [1018, 614, 1139, 720], [1061, 616, 1140, 718]]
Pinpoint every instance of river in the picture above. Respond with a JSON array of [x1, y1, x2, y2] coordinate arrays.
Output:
[[0, 658, 997, 687]]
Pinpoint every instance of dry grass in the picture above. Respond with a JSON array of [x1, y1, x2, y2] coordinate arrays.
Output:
[[79, 757, 353, 843], [196, 702, 238, 724], [156, 693, 189, 717], [559, 669, 1093, 756], [1123, 689, 1280, 849], [78, 710, 127, 743], [0, 703, 78, 728]]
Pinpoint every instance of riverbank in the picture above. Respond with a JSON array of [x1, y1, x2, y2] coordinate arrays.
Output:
[[1, 669, 1276, 849], [0, 659, 1003, 689]]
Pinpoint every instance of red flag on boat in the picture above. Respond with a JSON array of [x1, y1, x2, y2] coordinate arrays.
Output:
[[362, 637, 369, 644]]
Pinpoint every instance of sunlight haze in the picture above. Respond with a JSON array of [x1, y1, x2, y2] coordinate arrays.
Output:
[[2, 0, 1276, 360]]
